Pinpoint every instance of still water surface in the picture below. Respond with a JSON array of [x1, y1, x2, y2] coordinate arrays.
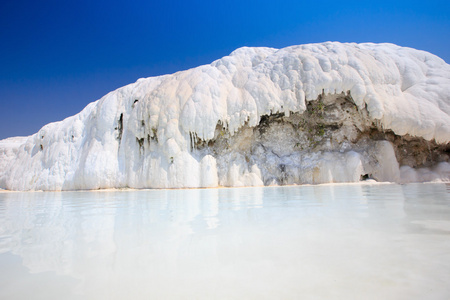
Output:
[[0, 183, 449, 299]]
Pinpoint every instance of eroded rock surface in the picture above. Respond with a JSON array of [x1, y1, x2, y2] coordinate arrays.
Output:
[[192, 93, 449, 186]]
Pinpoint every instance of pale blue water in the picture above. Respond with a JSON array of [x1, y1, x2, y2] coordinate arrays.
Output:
[[0, 183, 449, 299]]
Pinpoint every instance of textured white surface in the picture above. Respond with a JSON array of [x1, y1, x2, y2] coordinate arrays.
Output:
[[0, 137, 28, 178], [1, 42, 449, 190]]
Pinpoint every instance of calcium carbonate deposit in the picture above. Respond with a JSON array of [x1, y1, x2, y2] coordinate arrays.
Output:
[[1, 42, 449, 190]]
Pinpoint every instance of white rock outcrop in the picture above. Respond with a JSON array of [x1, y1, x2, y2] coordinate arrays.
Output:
[[1, 42, 449, 190]]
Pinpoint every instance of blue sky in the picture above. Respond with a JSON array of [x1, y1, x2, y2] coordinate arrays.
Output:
[[1, 0, 449, 139]]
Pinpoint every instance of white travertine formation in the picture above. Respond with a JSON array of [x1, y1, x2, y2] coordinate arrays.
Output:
[[1, 42, 449, 190]]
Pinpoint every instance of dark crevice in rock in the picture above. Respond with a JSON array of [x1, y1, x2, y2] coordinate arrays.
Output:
[[360, 174, 371, 181], [117, 113, 124, 142], [150, 127, 158, 144], [136, 137, 145, 152]]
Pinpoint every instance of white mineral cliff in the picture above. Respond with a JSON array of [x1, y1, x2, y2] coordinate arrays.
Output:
[[1, 42, 449, 190]]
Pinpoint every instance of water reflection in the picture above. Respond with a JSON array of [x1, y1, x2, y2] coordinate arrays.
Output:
[[0, 183, 449, 299]]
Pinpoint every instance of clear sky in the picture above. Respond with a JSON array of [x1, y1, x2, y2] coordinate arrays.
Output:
[[1, 0, 449, 139]]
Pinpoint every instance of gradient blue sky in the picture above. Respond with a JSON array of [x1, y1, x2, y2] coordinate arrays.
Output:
[[1, 0, 449, 139]]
